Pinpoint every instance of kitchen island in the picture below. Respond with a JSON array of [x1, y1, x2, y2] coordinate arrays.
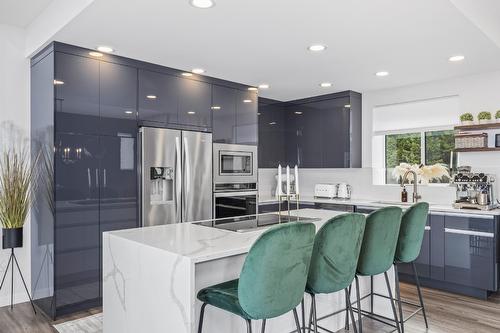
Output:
[[102, 209, 395, 333]]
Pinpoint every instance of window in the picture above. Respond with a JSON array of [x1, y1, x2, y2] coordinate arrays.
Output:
[[385, 130, 454, 184]]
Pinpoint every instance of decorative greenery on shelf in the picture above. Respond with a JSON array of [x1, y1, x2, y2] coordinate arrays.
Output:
[[459, 113, 474, 122], [478, 111, 492, 121], [496, 110, 500, 119], [0, 149, 39, 229]]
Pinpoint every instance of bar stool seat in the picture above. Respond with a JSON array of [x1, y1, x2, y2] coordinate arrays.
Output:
[[197, 222, 316, 333]]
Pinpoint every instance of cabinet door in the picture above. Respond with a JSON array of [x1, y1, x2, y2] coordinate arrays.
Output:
[[54, 133, 100, 309], [100, 62, 138, 137], [398, 216, 431, 278], [178, 79, 212, 129], [430, 213, 445, 281], [55, 52, 99, 135], [258, 100, 286, 167], [284, 106, 302, 166], [320, 98, 351, 167], [235, 90, 258, 145], [138, 69, 178, 124], [444, 214, 496, 290], [212, 85, 236, 143], [298, 103, 323, 168]]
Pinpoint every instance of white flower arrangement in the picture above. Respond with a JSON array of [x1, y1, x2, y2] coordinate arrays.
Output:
[[392, 163, 450, 184]]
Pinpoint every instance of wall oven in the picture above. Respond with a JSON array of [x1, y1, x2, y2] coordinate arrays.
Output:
[[213, 143, 258, 219]]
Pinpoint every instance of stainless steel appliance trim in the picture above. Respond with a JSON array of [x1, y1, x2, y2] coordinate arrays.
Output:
[[214, 191, 259, 198], [444, 228, 494, 238], [175, 135, 182, 224], [213, 143, 258, 185]]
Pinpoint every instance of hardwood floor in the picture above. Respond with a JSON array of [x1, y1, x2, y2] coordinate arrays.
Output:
[[0, 283, 499, 332]]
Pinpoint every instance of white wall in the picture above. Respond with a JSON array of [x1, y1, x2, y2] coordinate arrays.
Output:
[[260, 70, 500, 205], [0, 24, 31, 306]]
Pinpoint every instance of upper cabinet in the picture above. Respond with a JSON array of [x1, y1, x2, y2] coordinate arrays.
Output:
[[55, 52, 100, 135], [138, 69, 179, 125], [259, 91, 362, 168], [178, 78, 212, 130], [100, 62, 138, 137], [235, 90, 258, 145], [212, 85, 237, 143], [212, 86, 258, 145]]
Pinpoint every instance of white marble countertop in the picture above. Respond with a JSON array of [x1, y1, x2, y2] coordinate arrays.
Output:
[[105, 209, 346, 264], [259, 195, 500, 216]]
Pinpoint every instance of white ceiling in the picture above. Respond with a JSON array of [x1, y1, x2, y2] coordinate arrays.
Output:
[[0, 0, 53, 27], [44, 0, 500, 100]]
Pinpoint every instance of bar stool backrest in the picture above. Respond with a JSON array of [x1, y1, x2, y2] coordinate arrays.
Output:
[[357, 207, 403, 276], [307, 213, 366, 294], [238, 222, 315, 320], [395, 202, 430, 263]]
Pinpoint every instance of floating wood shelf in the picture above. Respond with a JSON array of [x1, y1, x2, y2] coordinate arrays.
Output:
[[454, 147, 500, 152], [454, 122, 500, 131]]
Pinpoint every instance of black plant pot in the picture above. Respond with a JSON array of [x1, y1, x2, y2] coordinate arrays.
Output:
[[2, 227, 23, 249]]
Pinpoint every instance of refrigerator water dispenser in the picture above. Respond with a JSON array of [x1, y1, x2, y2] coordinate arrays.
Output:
[[150, 167, 173, 204]]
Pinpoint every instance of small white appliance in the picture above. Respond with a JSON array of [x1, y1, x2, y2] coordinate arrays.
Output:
[[314, 184, 337, 199], [337, 183, 352, 199]]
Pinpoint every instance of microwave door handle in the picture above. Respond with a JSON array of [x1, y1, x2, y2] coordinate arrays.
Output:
[[175, 136, 182, 223]]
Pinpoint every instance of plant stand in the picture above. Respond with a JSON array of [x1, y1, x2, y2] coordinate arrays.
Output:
[[0, 248, 36, 314]]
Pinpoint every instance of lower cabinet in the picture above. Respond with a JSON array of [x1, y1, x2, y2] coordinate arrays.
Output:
[[398, 215, 431, 278]]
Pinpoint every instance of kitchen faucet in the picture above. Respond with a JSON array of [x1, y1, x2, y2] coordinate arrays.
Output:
[[401, 170, 421, 203]]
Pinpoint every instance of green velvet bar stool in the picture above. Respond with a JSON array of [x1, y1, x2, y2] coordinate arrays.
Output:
[[197, 222, 316, 333], [393, 202, 430, 333], [353, 206, 403, 333], [306, 213, 367, 333]]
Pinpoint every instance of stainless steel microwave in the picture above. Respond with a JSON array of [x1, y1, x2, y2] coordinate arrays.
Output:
[[213, 143, 258, 185]]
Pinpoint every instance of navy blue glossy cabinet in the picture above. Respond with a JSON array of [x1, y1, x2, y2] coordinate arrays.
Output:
[[235, 90, 258, 145], [259, 91, 361, 168], [100, 62, 138, 137], [212, 85, 237, 143], [398, 215, 431, 278], [55, 52, 100, 135], [258, 98, 286, 167], [178, 78, 212, 130], [138, 69, 179, 125]]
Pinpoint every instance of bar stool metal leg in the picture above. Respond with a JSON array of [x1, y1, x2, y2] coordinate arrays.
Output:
[[345, 288, 350, 331], [370, 276, 374, 315], [246, 319, 252, 333], [345, 288, 358, 333], [293, 308, 302, 333], [309, 294, 318, 333], [394, 265, 405, 333], [383, 272, 401, 333], [261, 319, 266, 333], [413, 262, 429, 328], [301, 299, 305, 333], [198, 303, 207, 333], [355, 276, 363, 333]]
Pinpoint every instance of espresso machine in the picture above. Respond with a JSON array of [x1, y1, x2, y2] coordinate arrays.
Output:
[[452, 170, 499, 210]]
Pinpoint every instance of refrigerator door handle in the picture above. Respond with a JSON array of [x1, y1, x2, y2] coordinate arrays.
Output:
[[182, 136, 190, 222], [175, 136, 182, 223]]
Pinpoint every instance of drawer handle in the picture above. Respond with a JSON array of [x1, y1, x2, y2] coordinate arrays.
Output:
[[444, 228, 494, 238], [424, 226, 431, 231], [439, 212, 495, 219]]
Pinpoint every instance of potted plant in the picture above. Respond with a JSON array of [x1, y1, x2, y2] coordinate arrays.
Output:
[[496, 110, 500, 123], [459, 113, 474, 125], [478, 111, 492, 124], [0, 148, 37, 249]]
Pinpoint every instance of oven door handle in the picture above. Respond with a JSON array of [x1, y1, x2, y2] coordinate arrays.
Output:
[[214, 191, 259, 198]]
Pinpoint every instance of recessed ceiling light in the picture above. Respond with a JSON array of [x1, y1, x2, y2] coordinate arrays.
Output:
[[308, 44, 327, 52], [89, 51, 103, 57], [97, 46, 114, 53], [190, 0, 215, 9], [258, 84, 270, 89], [53, 80, 64, 85], [243, 99, 252, 103], [449, 55, 465, 62], [187, 111, 196, 115], [269, 122, 277, 125], [192, 68, 205, 74], [211, 106, 221, 110], [375, 71, 389, 77], [295, 111, 303, 115], [344, 104, 351, 108], [146, 95, 157, 99], [125, 110, 134, 114], [320, 82, 332, 88], [248, 87, 258, 91], [182, 72, 193, 77]]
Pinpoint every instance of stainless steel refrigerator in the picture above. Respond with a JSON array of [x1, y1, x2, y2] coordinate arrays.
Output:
[[139, 127, 212, 226]]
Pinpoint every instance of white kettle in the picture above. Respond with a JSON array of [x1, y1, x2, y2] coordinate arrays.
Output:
[[337, 183, 352, 199]]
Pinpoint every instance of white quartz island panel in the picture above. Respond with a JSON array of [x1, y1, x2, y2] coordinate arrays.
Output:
[[103, 209, 395, 333]]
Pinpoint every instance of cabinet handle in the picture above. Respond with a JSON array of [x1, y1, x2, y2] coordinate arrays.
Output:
[[96, 169, 99, 187], [444, 228, 494, 238], [424, 226, 431, 231], [439, 212, 495, 219], [104, 169, 107, 188]]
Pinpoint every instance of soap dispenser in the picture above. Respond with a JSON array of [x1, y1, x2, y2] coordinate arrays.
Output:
[[401, 186, 408, 203]]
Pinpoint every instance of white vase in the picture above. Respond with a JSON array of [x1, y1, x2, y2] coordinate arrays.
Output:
[[461, 120, 474, 126], [479, 119, 492, 124]]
